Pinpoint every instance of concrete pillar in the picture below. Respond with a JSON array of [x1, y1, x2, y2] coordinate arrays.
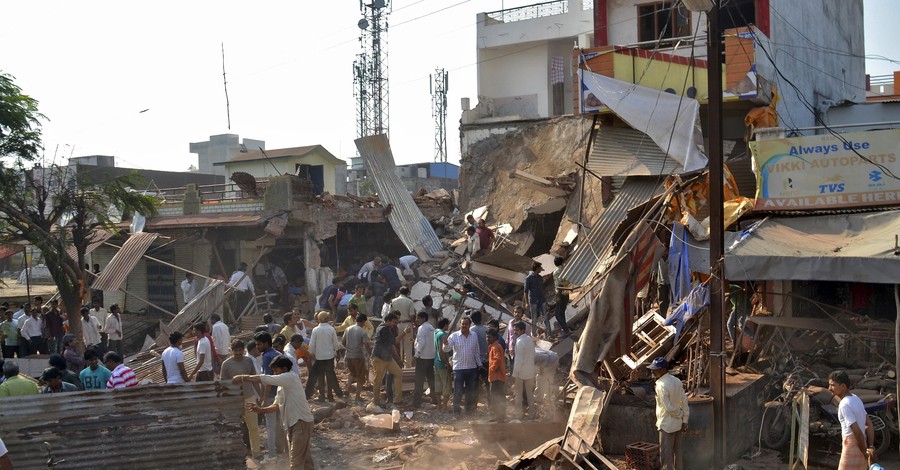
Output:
[[183, 184, 201, 215], [304, 224, 322, 315]]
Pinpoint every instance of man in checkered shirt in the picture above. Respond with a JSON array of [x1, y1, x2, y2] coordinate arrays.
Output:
[[441, 315, 483, 414]]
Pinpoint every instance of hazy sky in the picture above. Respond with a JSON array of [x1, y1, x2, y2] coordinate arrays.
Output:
[[1, 0, 897, 174]]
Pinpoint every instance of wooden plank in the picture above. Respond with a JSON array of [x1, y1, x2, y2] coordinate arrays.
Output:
[[469, 261, 526, 285]]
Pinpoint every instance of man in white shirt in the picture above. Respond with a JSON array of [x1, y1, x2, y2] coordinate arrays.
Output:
[[357, 255, 382, 281], [190, 322, 214, 382], [211, 313, 231, 360], [511, 322, 536, 418], [398, 254, 419, 279], [180, 272, 201, 305], [89, 298, 108, 353], [161, 332, 188, 384], [442, 316, 483, 414], [80, 307, 102, 350], [229, 262, 255, 316], [648, 357, 689, 470], [306, 312, 344, 401], [20, 308, 44, 355], [234, 356, 315, 470], [412, 311, 436, 407], [104, 304, 124, 356], [391, 286, 416, 367], [829, 370, 875, 469], [506, 306, 531, 376]]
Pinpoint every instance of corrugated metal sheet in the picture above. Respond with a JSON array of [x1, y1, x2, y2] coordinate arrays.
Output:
[[167, 280, 225, 334], [0, 382, 245, 469], [587, 126, 684, 177], [355, 135, 443, 258], [558, 177, 665, 286], [92, 232, 160, 292], [65, 229, 114, 260], [90, 245, 125, 308]]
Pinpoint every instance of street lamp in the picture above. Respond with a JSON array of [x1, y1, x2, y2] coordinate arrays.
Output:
[[682, 0, 726, 467]]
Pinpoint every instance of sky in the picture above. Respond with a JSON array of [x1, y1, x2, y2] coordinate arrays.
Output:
[[1, 0, 898, 173]]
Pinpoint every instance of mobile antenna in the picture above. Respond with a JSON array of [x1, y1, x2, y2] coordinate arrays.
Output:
[[222, 42, 231, 130]]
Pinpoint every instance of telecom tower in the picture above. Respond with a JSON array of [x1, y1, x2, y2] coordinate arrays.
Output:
[[430, 68, 449, 163], [354, 0, 390, 141]]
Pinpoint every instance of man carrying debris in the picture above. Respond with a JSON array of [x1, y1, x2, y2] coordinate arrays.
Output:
[[524, 262, 551, 334], [412, 311, 436, 408], [829, 370, 876, 469], [358, 255, 382, 282], [235, 356, 316, 470], [442, 315, 482, 414], [372, 313, 409, 407], [511, 322, 536, 418], [647, 357, 689, 470]]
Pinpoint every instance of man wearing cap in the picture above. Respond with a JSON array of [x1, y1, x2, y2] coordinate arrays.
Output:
[[647, 357, 689, 470]]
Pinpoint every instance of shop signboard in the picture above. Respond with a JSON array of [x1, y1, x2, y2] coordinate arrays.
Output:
[[750, 128, 900, 211]]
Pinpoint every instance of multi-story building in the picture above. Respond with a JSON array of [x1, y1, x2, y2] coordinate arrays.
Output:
[[189, 133, 266, 177]]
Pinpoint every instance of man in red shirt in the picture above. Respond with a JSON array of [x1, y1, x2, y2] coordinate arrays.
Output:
[[487, 328, 507, 422], [476, 219, 495, 253]]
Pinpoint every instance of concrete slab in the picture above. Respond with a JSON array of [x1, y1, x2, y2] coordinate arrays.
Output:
[[410, 281, 431, 301]]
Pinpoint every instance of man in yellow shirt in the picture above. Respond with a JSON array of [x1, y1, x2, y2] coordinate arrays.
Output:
[[335, 304, 374, 338]]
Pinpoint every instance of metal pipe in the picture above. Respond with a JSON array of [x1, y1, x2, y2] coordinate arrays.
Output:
[[706, 3, 727, 467]]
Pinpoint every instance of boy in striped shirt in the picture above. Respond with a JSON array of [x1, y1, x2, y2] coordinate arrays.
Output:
[[104, 351, 138, 389]]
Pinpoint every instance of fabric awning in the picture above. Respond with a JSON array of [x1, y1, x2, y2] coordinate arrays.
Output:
[[91, 232, 160, 292], [723, 211, 900, 283]]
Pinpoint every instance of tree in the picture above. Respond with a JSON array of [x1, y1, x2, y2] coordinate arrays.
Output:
[[0, 72, 157, 347]]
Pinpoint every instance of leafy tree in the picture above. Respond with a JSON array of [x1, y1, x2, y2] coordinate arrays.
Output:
[[0, 72, 157, 346]]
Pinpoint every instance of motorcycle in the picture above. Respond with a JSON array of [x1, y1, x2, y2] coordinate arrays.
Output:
[[761, 373, 894, 457]]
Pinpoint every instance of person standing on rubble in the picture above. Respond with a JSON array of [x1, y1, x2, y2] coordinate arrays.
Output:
[[190, 322, 215, 382], [229, 262, 255, 317], [469, 310, 489, 402], [552, 257, 572, 337], [465, 226, 481, 260], [306, 312, 344, 401], [433, 318, 452, 411], [412, 311, 436, 408], [343, 312, 372, 402], [442, 315, 482, 414], [211, 313, 231, 370], [524, 262, 551, 335], [181, 272, 200, 305], [486, 328, 507, 422], [647, 357, 689, 470], [829, 370, 876, 469], [104, 304, 123, 357], [511, 322, 536, 418], [476, 219, 495, 253], [371, 313, 408, 407], [506, 306, 530, 376], [391, 286, 416, 367], [161, 332, 189, 384], [221, 339, 263, 464], [235, 356, 316, 470]]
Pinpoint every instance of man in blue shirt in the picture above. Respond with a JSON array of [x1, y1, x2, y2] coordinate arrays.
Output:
[[380, 261, 402, 296], [79, 349, 112, 390], [524, 262, 550, 334]]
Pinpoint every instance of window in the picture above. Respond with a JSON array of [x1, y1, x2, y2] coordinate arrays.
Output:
[[637, 2, 691, 44]]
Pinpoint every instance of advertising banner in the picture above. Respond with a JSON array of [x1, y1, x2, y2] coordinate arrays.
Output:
[[751, 128, 900, 210]]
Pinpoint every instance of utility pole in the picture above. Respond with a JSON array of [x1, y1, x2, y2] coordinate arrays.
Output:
[[682, 0, 725, 466]]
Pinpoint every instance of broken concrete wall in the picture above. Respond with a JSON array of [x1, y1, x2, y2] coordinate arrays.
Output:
[[459, 115, 605, 249]]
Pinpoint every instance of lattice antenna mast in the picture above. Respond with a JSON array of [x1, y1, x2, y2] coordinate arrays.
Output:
[[430, 69, 449, 163], [357, 0, 390, 137], [353, 52, 371, 142]]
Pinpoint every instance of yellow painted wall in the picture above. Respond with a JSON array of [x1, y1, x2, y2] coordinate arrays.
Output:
[[224, 149, 340, 194]]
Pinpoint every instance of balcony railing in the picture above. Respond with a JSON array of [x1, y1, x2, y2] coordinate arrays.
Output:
[[485, 0, 568, 24], [155, 179, 271, 205]]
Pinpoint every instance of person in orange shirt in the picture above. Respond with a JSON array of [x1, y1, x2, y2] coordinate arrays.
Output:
[[487, 328, 507, 422]]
